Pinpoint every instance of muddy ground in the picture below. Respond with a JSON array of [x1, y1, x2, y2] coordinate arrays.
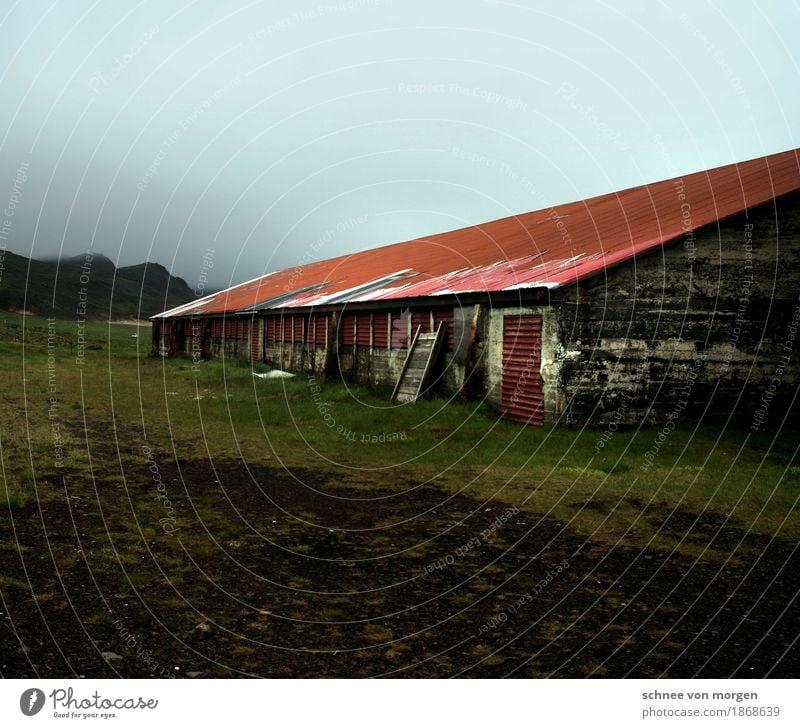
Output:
[[0, 447, 797, 678]]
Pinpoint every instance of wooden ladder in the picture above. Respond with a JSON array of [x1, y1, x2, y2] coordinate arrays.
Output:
[[391, 322, 447, 403]]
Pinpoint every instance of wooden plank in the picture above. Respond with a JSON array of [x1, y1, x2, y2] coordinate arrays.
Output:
[[391, 325, 422, 401]]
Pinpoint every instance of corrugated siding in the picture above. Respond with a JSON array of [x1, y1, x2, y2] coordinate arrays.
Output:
[[304, 315, 315, 343], [314, 315, 328, 345], [373, 312, 389, 348], [356, 314, 371, 346], [501, 315, 544, 426], [411, 311, 431, 334], [340, 314, 355, 345], [250, 320, 260, 362], [223, 319, 247, 339], [433, 309, 455, 351]]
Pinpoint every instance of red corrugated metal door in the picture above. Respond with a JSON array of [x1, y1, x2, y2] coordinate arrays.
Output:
[[501, 315, 544, 426]]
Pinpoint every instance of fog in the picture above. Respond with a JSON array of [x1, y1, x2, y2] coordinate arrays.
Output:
[[1, 0, 798, 291]]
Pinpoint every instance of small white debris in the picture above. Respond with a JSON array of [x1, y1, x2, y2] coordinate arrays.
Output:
[[253, 370, 296, 379]]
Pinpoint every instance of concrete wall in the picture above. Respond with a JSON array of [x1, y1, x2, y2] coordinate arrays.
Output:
[[207, 336, 249, 361], [264, 342, 327, 374], [550, 191, 800, 427]]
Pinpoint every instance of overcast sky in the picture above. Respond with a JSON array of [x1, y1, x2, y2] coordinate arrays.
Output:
[[1, 0, 798, 291]]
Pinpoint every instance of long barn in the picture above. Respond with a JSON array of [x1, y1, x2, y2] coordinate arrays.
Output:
[[152, 148, 800, 427]]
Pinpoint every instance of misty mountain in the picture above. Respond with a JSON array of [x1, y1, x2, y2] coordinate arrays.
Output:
[[0, 250, 197, 319]]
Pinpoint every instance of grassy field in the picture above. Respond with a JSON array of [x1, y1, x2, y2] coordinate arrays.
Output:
[[0, 310, 798, 678]]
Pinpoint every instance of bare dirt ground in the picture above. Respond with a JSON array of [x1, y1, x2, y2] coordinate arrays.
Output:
[[1, 442, 797, 678]]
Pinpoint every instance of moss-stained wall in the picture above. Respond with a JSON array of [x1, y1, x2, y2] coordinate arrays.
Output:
[[551, 192, 800, 427]]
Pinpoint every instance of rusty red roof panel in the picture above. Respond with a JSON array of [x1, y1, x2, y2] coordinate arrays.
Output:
[[154, 147, 800, 318]]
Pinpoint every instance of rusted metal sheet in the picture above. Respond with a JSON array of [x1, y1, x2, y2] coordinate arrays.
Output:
[[501, 315, 544, 426], [154, 148, 800, 319]]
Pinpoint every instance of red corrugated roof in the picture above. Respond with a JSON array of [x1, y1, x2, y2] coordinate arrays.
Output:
[[155, 147, 800, 318]]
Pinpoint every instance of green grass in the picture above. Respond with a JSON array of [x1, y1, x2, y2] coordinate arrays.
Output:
[[1, 309, 798, 554]]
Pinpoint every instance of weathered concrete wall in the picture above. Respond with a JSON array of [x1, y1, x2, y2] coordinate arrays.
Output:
[[264, 343, 327, 373], [207, 337, 249, 361], [259, 307, 472, 396], [551, 191, 800, 427], [266, 341, 466, 396]]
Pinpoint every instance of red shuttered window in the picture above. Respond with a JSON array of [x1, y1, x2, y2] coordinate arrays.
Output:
[[433, 309, 455, 351], [340, 314, 355, 345], [411, 311, 431, 334], [292, 316, 304, 343], [373, 313, 389, 348], [356, 314, 371, 346], [314, 315, 328, 345]]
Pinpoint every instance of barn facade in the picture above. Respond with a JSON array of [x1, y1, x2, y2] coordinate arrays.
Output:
[[153, 149, 800, 427]]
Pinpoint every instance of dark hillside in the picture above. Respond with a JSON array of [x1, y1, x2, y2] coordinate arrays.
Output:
[[0, 250, 195, 319]]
